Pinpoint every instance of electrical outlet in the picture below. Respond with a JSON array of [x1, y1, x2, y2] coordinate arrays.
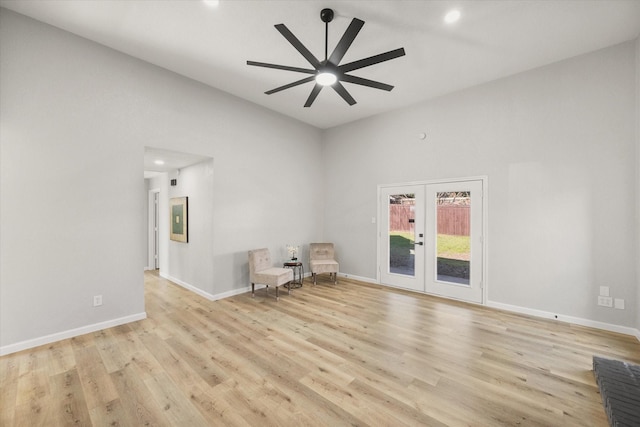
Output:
[[599, 286, 610, 297], [597, 296, 612, 307], [93, 295, 103, 307], [614, 298, 624, 310]]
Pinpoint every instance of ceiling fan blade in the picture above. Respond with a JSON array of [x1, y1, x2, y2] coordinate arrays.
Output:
[[332, 82, 357, 106], [247, 61, 315, 75], [340, 74, 394, 91], [328, 18, 364, 65], [275, 24, 321, 68], [339, 47, 406, 73], [304, 84, 323, 108], [265, 76, 315, 95]]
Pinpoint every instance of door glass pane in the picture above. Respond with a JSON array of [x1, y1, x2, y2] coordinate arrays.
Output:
[[388, 193, 415, 276], [436, 191, 470, 285]]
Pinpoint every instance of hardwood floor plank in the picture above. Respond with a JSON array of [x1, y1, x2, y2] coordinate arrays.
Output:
[[44, 341, 76, 377], [164, 335, 228, 388], [88, 398, 129, 427], [50, 369, 92, 426], [73, 345, 119, 411], [143, 373, 211, 427], [14, 351, 51, 426], [110, 365, 171, 427], [2, 271, 639, 426], [187, 381, 253, 427], [0, 350, 20, 426]]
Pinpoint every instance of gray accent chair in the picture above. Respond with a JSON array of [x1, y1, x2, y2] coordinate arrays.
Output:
[[248, 248, 293, 301], [309, 243, 339, 285]]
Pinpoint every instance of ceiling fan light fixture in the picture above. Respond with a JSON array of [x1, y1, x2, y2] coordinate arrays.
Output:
[[315, 71, 337, 86], [444, 9, 461, 24]]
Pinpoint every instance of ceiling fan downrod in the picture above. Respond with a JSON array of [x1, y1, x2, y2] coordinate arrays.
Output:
[[320, 8, 334, 62]]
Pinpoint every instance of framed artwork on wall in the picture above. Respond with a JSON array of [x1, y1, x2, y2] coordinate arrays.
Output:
[[170, 196, 188, 243]]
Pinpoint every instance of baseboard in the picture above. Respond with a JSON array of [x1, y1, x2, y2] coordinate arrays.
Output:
[[487, 300, 640, 340], [337, 272, 378, 285], [161, 273, 251, 301], [0, 312, 147, 356], [335, 274, 639, 341]]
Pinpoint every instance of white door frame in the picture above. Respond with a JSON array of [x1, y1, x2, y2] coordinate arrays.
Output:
[[147, 188, 160, 270], [377, 176, 488, 305]]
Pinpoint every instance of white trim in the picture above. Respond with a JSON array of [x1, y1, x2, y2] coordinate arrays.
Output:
[[160, 272, 251, 301], [337, 272, 378, 285], [487, 300, 640, 339], [0, 312, 147, 356], [378, 175, 489, 189], [481, 177, 489, 305], [147, 188, 160, 270]]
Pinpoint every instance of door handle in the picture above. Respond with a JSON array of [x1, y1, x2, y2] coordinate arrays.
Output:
[[414, 242, 424, 246]]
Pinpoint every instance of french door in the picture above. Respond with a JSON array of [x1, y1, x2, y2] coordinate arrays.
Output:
[[379, 179, 484, 304], [379, 185, 426, 292]]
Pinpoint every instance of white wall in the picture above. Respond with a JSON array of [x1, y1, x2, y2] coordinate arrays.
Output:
[[166, 160, 215, 295], [323, 41, 638, 329], [0, 10, 323, 352]]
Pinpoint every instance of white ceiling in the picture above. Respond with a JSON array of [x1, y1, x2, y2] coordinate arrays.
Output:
[[2, 0, 639, 130]]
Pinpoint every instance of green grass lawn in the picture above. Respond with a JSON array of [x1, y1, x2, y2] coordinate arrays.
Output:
[[389, 232, 414, 267], [389, 232, 469, 260], [389, 232, 470, 278], [437, 234, 470, 260]]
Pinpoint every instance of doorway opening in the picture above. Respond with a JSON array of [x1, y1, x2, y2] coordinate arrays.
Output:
[[143, 146, 212, 274]]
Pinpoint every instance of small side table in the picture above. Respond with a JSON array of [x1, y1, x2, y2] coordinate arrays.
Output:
[[283, 261, 304, 289]]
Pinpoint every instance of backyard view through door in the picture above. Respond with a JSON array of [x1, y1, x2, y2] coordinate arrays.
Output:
[[379, 185, 425, 292], [380, 180, 484, 303]]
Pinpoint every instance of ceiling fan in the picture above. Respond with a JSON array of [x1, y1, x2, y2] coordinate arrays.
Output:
[[247, 8, 406, 107]]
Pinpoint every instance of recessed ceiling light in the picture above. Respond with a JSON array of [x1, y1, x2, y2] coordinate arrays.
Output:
[[203, 0, 219, 8], [444, 9, 461, 24], [154, 160, 165, 165]]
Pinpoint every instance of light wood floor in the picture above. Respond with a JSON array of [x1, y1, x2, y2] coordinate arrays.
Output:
[[2, 271, 639, 426]]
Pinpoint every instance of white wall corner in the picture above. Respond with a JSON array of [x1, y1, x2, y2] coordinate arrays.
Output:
[[160, 272, 250, 301]]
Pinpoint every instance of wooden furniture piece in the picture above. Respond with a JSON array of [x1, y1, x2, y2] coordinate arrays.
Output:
[[309, 242, 339, 285], [248, 248, 293, 301]]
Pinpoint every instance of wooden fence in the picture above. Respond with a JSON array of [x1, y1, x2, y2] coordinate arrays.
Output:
[[389, 204, 470, 236]]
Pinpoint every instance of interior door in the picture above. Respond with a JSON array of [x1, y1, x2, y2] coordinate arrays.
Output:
[[379, 185, 425, 292], [379, 179, 484, 303], [425, 180, 483, 303]]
